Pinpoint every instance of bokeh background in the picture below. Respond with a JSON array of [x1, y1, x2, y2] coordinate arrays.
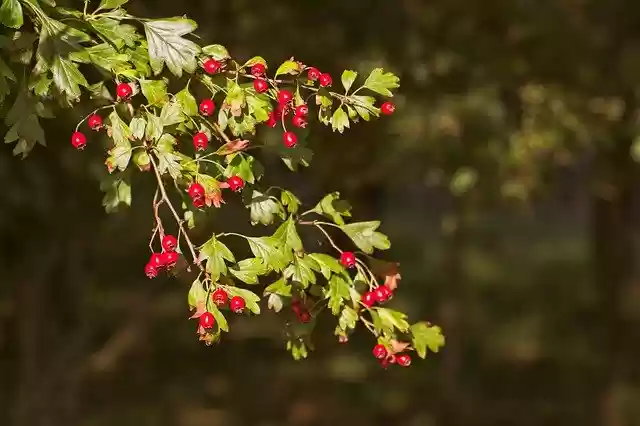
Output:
[[3, 0, 640, 425]]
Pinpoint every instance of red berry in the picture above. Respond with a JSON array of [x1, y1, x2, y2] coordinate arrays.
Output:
[[361, 291, 376, 308], [278, 89, 293, 105], [387, 354, 398, 364], [193, 132, 209, 151], [199, 99, 215, 116], [338, 335, 349, 344], [292, 115, 307, 129], [71, 131, 87, 150], [340, 251, 356, 268], [275, 103, 289, 119], [294, 104, 309, 116], [250, 63, 266, 77], [381, 101, 395, 115], [230, 296, 246, 314], [202, 58, 221, 74], [372, 344, 388, 359], [144, 263, 158, 279], [374, 286, 390, 304], [396, 353, 411, 367], [199, 312, 216, 329], [161, 251, 179, 268], [253, 78, 269, 93], [227, 175, 244, 192], [307, 67, 320, 81], [212, 288, 228, 306], [162, 235, 178, 252], [116, 83, 132, 99], [149, 253, 165, 269], [319, 73, 333, 87], [379, 285, 393, 302], [188, 183, 206, 199], [283, 131, 297, 148], [87, 114, 103, 130], [298, 311, 311, 323], [192, 196, 205, 209], [266, 111, 278, 128]]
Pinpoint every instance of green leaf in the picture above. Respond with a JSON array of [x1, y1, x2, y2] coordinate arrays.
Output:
[[284, 256, 318, 288], [340, 221, 390, 254], [246, 93, 270, 122], [225, 81, 246, 116], [202, 44, 230, 60], [140, 79, 168, 106], [156, 151, 182, 179], [70, 43, 131, 73], [0, 0, 23, 29], [198, 235, 235, 281], [187, 278, 206, 309], [341, 70, 358, 93], [267, 293, 284, 312], [160, 99, 184, 126], [224, 154, 255, 183], [247, 236, 290, 272], [106, 111, 132, 172], [209, 304, 229, 332], [130, 117, 146, 140], [100, 174, 131, 213], [144, 18, 200, 77], [243, 56, 266, 68], [410, 322, 445, 358], [275, 60, 299, 77], [145, 112, 163, 141], [363, 68, 399, 97], [325, 273, 351, 315], [229, 258, 268, 284], [98, 0, 128, 10], [310, 192, 352, 225], [376, 307, 410, 333], [273, 216, 303, 253], [331, 106, 350, 133], [176, 85, 198, 116], [352, 95, 379, 121], [91, 18, 138, 49], [225, 287, 261, 314], [338, 306, 358, 330], [51, 57, 88, 100], [307, 253, 343, 280], [3, 88, 45, 157], [280, 190, 300, 215], [247, 190, 285, 226], [264, 277, 291, 297]]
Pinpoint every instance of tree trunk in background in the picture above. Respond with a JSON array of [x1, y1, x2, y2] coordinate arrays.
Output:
[[591, 95, 637, 426]]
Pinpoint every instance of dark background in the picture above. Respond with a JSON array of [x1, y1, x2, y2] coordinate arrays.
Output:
[[2, 0, 640, 425]]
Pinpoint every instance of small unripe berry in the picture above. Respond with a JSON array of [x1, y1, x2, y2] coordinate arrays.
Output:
[[149, 253, 165, 269], [116, 83, 132, 99], [319, 73, 333, 87], [294, 104, 309, 116], [227, 175, 245, 192], [292, 115, 307, 129], [283, 131, 297, 148], [188, 183, 206, 199], [71, 131, 87, 150], [250, 63, 266, 77], [144, 263, 158, 279], [396, 353, 411, 367], [193, 132, 209, 151], [278, 90, 293, 105], [199, 99, 215, 116], [361, 291, 376, 308], [202, 58, 221, 74], [381, 101, 395, 115], [199, 312, 216, 329], [340, 251, 356, 268], [372, 344, 388, 359], [253, 78, 269, 93], [87, 114, 103, 130], [161, 251, 179, 268], [212, 288, 228, 306], [307, 67, 320, 81], [230, 296, 246, 314], [162, 235, 178, 252]]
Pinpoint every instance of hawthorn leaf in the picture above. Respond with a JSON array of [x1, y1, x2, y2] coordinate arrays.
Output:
[[99, 174, 131, 213], [70, 43, 131, 73], [198, 235, 235, 281], [352, 95, 379, 121], [202, 44, 229, 60], [243, 56, 266, 68], [145, 112, 163, 141], [275, 59, 299, 77], [140, 79, 168, 106], [338, 306, 358, 330], [246, 93, 270, 122], [229, 258, 268, 284], [98, 0, 128, 10], [264, 277, 291, 297], [376, 307, 410, 333], [247, 236, 289, 271], [187, 278, 206, 309], [3, 88, 45, 157], [307, 253, 343, 280], [325, 273, 351, 315], [144, 18, 200, 77], [341, 70, 358, 93], [247, 190, 285, 226], [51, 57, 87, 100], [267, 293, 284, 312], [160, 99, 184, 126], [273, 216, 303, 253], [410, 322, 445, 358], [129, 117, 146, 140], [310, 192, 352, 225], [91, 17, 138, 49], [224, 154, 255, 183], [0, 0, 23, 29], [283, 256, 317, 288], [225, 287, 261, 314], [340, 221, 390, 254], [156, 151, 182, 179], [209, 305, 229, 332], [280, 190, 300, 215], [176, 86, 198, 116], [331, 106, 350, 133], [363, 68, 399, 97], [107, 111, 132, 171]]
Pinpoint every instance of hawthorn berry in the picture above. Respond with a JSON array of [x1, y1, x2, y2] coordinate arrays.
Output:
[[149, 253, 165, 269], [87, 114, 103, 130], [283, 131, 298, 148], [199, 99, 215, 116], [212, 288, 229, 306], [266, 111, 278, 128], [192, 196, 206, 209], [144, 263, 158, 279], [381, 101, 396, 115], [227, 175, 245, 192], [374, 286, 391, 304], [298, 311, 311, 323], [202, 58, 221, 74], [278, 89, 293, 105], [250, 63, 266, 77], [387, 354, 398, 364], [162, 235, 178, 252], [230, 296, 246, 314], [372, 344, 388, 360], [340, 251, 356, 268], [199, 312, 216, 329], [397, 353, 411, 367], [71, 131, 87, 150], [292, 115, 307, 129], [116, 83, 132, 99], [275, 103, 289, 119], [253, 78, 269, 93], [188, 183, 206, 199], [161, 251, 179, 268], [295, 104, 309, 116], [319, 73, 333, 87], [307, 67, 320, 81], [193, 132, 209, 151], [338, 335, 349, 344], [361, 291, 376, 308]]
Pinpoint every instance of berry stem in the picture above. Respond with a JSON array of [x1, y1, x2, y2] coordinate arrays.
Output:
[[299, 220, 343, 254], [75, 104, 115, 131]]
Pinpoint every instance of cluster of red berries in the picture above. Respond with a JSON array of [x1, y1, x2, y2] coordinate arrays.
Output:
[[291, 299, 311, 323], [372, 344, 412, 368], [145, 234, 180, 278], [306, 66, 333, 88], [186, 175, 244, 208], [361, 284, 394, 308], [198, 288, 247, 329]]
